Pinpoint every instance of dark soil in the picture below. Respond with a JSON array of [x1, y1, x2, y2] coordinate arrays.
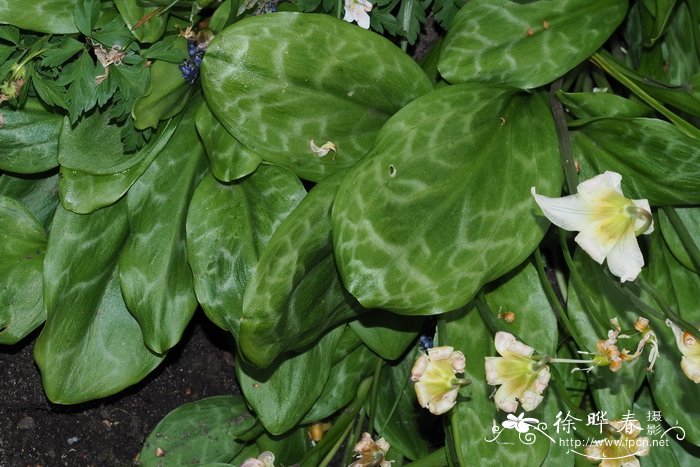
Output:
[[0, 312, 239, 467]]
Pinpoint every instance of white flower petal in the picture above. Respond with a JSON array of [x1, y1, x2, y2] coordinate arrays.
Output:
[[681, 356, 700, 383], [356, 12, 370, 29], [577, 171, 623, 197], [429, 387, 459, 415], [531, 188, 593, 232], [519, 390, 544, 411], [605, 230, 644, 282], [428, 346, 454, 360], [574, 227, 617, 264], [410, 354, 429, 382], [484, 357, 504, 384], [494, 332, 517, 355]]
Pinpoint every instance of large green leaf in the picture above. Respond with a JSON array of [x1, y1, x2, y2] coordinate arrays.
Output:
[[332, 84, 563, 314], [0, 100, 63, 174], [0, 171, 59, 227], [443, 307, 550, 466], [556, 91, 652, 119], [0, 196, 47, 344], [438, 0, 628, 89], [348, 311, 425, 361], [58, 117, 179, 213], [484, 261, 558, 356], [236, 325, 343, 435], [658, 207, 700, 272], [34, 201, 163, 403], [256, 427, 310, 466], [186, 166, 306, 334], [239, 172, 363, 368], [572, 117, 700, 205], [194, 102, 262, 182], [0, 0, 79, 34], [645, 233, 700, 446], [140, 395, 255, 466], [201, 12, 432, 181], [119, 108, 208, 354], [301, 343, 378, 424]]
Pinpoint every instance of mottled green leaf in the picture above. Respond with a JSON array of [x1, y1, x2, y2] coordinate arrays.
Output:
[[0, 100, 63, 174], [140, 396, 255, 466], [333, 84, 562, 314], [119, 109, 207, 354], [659, 207, 700, 272], [186, 166, 306, 333], [349, 311, 425, 361], [236, 325, 343, 435], [301, 343, 378, 424], [201, 12, 432, 181], [0, 172, 59, 227], [0, 0, 79, 34], [240, 172, 363, 367], [112, 0, 167, 43], [194, 102, 262, 182], [35, 201, 163, 403], [573, 117, 700, 205], [645, 234, 700, 446], [484, 261, 558, 355], [639, 0, 677, 46], [59, 117, 179, 213], [556, 91, 652, 119], [0, 196, 47, 344], [438, 0, 627, 89]]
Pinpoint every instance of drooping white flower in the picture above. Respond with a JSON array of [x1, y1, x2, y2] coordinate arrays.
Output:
[[484, 332, 550, 413], [531, 171, 653, 282], [584, 419, 650, 466], [666, 319, 700, 383], [343, 0, 373, 29], [410, 346, 468, 415]]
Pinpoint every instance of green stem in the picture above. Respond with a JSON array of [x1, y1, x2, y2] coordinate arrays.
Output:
[[398, 0, 413, 53], [368, 358, 382, 432], [404, 447, 449, 467], [533, 249, 585, 347], [340, 408, 365, 466], [549, 79, 579, 193], [590, 51, 700, 140], [557, 230, 609, 334], [336, 0, 343, 19], [662, 207, 700, 273]]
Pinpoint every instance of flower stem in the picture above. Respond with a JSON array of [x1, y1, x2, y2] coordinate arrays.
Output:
[[549, 78, 579, 193], [548, 357, 596, 365], [533, 249, 586, 347], [368, 358, 382, 432]]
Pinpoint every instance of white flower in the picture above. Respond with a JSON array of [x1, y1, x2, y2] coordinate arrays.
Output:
[[484, 332, 551, 413], [343, 0, 373, 29], [666, 319, 700, 383], [531, 171, 653, 282], [410, 346, 468, 415]]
